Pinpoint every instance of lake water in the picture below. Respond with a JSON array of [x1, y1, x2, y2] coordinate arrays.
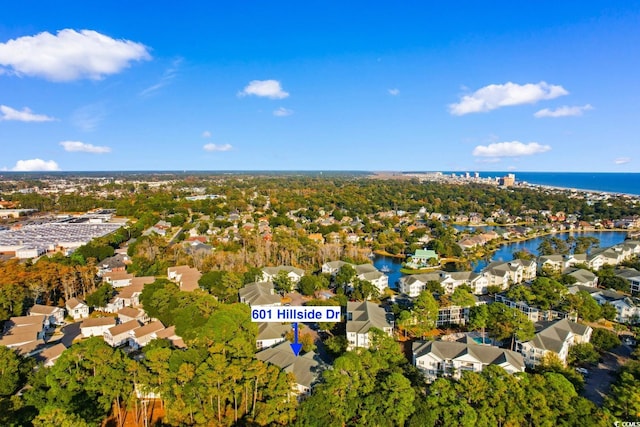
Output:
[[471, 230, 628, 271], [374, 230, 629, 285]]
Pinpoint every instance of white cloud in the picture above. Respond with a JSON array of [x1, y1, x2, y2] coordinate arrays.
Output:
[[273, 107, 293, 117], [534, 104, 593, 118], [0, 29, 151, 81], [60, 141, 111, 154], [238, 80, 289, 99], [0, 105, 54, 122], [9, 158, 60, 171], [203, 143, 232, 152], [449, 81, 568, 115], [388, 88, 400, 96], [202, 131, 211, 138], [614, 157, 631, 165], [473, 141, 551, 157]]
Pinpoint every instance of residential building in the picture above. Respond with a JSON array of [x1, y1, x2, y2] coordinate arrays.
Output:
[[261, 266, 305, 284], [80, 317, 116, 337], [413, 339, 525, 381], [167, 266, 202, 292], [29, 304, 65, 325], [102, 271, 133, 288], [256, 322, 290, 350], [239, 282, 282, 306], [517, 319, 592, 366], [66, 298, 89, 320], [155, 326, 186, 348], [616, 268, 640, 294], [564, 268, 598, 287], [256, 341, 324, 395], [104, 320, 141, 347], [130, 320, 165, 350], [346, 301, 393, 350], [117, 307, 149, 324], [36, 343, 67, 367]]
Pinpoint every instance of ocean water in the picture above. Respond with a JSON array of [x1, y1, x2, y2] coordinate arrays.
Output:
[[474, 172, 640, 196]]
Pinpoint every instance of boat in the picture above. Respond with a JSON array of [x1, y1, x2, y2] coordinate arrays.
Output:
[[380, 265, 391, 273]]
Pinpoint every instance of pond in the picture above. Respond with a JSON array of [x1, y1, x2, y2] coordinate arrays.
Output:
[[374, 230, 629, 285]]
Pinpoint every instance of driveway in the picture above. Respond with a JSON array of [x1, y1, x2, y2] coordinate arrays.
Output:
[[581, 345, 632, 406], [59, 321, 82, 347]]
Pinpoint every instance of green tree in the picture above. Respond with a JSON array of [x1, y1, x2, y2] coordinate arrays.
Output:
[[601, 302, 618, 321], [411, 290, 439, 337], [450, 287, 475, 307], [85, 283, 113, 308], [334, 264, 356, 288], [591, 328, 621, 352], [567, 343, 599, 366], [273, 270, 293, 295]]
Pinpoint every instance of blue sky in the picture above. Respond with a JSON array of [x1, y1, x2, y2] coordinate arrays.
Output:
[[1, 2, 639, 172]]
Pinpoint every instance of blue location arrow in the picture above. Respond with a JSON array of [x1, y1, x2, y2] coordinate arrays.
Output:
[[290, 322, 302, 356]]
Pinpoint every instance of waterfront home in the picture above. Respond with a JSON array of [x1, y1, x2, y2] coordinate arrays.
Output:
[[80, 317, 116, 338], [29, 304, 65, 325], [484, 260, 536, 290], [517, 318, 592, 367], [346, 301, 393, 350], [354, 264, 389, 293], [413, 339, 525, 382], [65, 297, 89, 320], [407, 249, 438, 268], [256, 341, 324, 395], [239, 282, 282, 306], [398, 270, 490, 297], [538, 254, 587, 274]]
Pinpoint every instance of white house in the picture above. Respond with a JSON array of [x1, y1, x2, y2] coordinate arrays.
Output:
[[102, 271, 134, 288], [117, 307, 149, 324], [81, 317, 116, 337], [346, 301, 393, 350], [104, 320, 141, 347], [616, 268, 640, 294], [130, 320, 165, 350], [413, 339, 525, 381], [321, 260, 348, 275], [29, 304, 65, 325], [256, 341, 324, 395], [256, 322, 290, 350], [37, 343, 67, 367], [261, 266, 305, 284], [66, 298, 89, 320], [354, 264, 389, 293], [239, 282, 282, 306], [517, 318, 592, 366], [167, 266, 202, 292]]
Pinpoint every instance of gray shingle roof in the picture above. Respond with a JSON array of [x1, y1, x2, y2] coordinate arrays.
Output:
[[346, 301, 392, 334]]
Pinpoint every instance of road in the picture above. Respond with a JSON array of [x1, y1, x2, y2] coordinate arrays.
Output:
[[581, 344, 632, 406]]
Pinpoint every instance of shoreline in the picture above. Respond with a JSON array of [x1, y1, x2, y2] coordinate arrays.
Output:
[[519, 181, 640, 198]]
